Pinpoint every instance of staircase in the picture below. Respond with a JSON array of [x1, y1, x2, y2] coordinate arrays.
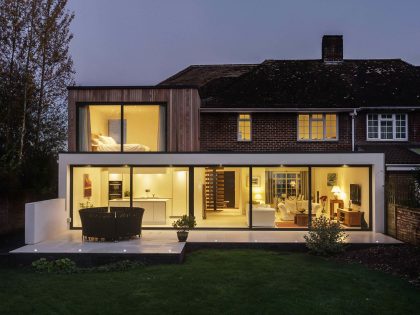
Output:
[[204, 167, 225, 211]]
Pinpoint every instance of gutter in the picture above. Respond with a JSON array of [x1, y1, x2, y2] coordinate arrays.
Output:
[[386, 164, 420, 171], [200, 108, 356, 113], [200, 106, 419, 113], [350, 109, 358, 152]]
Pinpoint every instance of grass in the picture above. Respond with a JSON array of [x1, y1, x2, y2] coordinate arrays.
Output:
[[0, 250, 419, 315]]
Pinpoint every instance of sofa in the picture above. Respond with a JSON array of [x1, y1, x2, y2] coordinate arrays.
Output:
[[79, 207, 144, 241], [246, 204, 276, 227], [277, 200, 322, 221]]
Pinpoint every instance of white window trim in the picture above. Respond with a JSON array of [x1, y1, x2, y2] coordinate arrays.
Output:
[[237, 114, 252, 142], [297, 113, 339, 142], [366, 113, 408, 141]]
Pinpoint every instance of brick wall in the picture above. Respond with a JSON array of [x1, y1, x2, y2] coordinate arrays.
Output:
[[396, 206, 420, 245], [200, 112, 352, 152]]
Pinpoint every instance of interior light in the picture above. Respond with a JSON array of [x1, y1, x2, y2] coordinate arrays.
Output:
[[214, 240, 218, 242], [123, 249, 127, 252], [331, 186, 341, 199], [34, 249, 38, 252], [78, 249, 82, 252]]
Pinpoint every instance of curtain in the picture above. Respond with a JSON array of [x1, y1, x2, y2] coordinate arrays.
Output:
[[265, 171, 274, 204], [300, 171, 309, 200], [78, 106, 91, 151], [157, 106, 166, 151]]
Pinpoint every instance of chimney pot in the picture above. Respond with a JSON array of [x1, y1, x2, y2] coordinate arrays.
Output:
[[322, 35, 343, 63]]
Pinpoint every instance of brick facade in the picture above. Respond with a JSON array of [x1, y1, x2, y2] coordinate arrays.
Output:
[[395, 206, 420, 245], [200, 112, 352, 152]]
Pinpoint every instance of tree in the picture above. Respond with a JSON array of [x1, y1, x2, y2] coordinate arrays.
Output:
[[0, 0, 74, 193]]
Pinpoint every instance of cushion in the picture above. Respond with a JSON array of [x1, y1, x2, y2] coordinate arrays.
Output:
[[99, 135, 117, 145]]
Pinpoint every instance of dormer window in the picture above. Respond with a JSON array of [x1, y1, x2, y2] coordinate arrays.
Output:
[[238, 114, 251, 141], [367, 114, 407, 141]]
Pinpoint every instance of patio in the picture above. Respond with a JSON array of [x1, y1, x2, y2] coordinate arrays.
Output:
[[11, 229, 401, 255]]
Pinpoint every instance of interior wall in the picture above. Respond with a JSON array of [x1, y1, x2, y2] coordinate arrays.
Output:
[[89, 105, 120, 139], [72, 167, 104, 228], [125, 106, 159, 150], [193, 168, 205, 219]]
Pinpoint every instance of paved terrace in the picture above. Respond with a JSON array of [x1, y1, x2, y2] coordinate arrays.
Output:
[[10, 230, 400, 257]]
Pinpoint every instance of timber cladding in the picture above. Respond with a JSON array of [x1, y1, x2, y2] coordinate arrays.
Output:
[[68, 88, 201, 152]]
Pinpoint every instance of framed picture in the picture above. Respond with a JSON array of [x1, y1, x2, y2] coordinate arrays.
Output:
[[83, 174, 92, 198], [246, 176, 261, 187], [327, 173, 337, 186]]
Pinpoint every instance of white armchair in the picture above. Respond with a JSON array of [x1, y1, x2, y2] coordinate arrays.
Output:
[[246, 204, 276, 227]]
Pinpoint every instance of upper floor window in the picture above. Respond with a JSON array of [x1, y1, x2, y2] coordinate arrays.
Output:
[[367, 114, 407, 141], [238, 114, 251, 141], [78, 104, 166, 152], [298, 113, 337, 141]]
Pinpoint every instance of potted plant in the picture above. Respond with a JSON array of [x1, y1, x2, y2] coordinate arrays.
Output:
[[172, 215, 196, 242]]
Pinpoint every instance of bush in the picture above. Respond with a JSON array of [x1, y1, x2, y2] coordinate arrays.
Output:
[[172, 215, 196, 232], [304, 216, 348, 256], [93, 260, 144, 272], [32, 258, 77, 274], [31, 258, 144, 274]]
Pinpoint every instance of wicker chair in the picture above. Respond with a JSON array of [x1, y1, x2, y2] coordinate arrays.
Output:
[[79, 207, 115, 241], [111, 207, 144, 239], [79, 207, 144, 241]]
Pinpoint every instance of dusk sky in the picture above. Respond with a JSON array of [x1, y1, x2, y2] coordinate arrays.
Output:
[[68, 0, 420, 86]]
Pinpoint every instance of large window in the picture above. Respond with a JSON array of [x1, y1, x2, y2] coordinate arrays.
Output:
[[237, 114, 251, 141], [194, 167, 249, 228], [311, 166, 370, 230], [367, 114, 407, 140], [273, 172, 301, 197], [298, 114, 337, 141], [72, 166, 188, 228], [78, 104, 166, 152], [252, 167, 310, 229]]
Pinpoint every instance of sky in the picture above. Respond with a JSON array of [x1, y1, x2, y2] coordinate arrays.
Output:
[[67, 0, 420, 86]]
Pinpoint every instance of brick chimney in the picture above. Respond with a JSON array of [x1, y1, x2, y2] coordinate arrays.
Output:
[[322, 35, 343, 63]]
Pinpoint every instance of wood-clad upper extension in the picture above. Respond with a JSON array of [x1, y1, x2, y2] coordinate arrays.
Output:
[[67, 87, 201, 152]]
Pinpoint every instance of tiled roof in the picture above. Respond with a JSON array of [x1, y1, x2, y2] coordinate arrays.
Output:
[[159, 59, 420, 109], [159, 64, 258, 87], [357, 145, 420, 165]]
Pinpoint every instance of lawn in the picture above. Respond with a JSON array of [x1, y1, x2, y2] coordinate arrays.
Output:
[[0, 250, 419, 315]]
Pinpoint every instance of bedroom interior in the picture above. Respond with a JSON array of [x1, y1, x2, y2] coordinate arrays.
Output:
[[78, 104, 165, 151]]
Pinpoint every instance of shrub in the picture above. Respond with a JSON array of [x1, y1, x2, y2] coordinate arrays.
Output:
[[32, 258, 77, 274], [304, 216, 348, 256], [93, 260, 144, 272], [172, 215, 196, 232], [31, 258, 144, 274]]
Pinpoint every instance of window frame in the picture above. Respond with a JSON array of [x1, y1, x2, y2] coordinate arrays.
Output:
[[297, 113, 339, 142], [237, 113, 252, 142], [75, 102, 168, 153], [366, 113, 408, 141]]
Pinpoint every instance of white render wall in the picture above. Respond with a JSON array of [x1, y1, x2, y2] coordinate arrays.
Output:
[[25, 198, 67, 244], [58, 153, 385, 232]]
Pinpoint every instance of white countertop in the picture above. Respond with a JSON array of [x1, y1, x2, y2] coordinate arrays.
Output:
[[109, 198, 170, 202]]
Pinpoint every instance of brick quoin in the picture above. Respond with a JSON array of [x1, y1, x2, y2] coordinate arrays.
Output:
[[200, 113, 352, 152]]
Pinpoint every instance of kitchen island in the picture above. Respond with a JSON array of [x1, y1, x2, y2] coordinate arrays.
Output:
[[109, 198, 169, 225]]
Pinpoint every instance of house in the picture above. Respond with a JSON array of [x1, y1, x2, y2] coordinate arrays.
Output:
[[37, 35, 420, 243]]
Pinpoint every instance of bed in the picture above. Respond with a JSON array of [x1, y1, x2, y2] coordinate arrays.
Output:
[[92, 135, 151, 152]]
